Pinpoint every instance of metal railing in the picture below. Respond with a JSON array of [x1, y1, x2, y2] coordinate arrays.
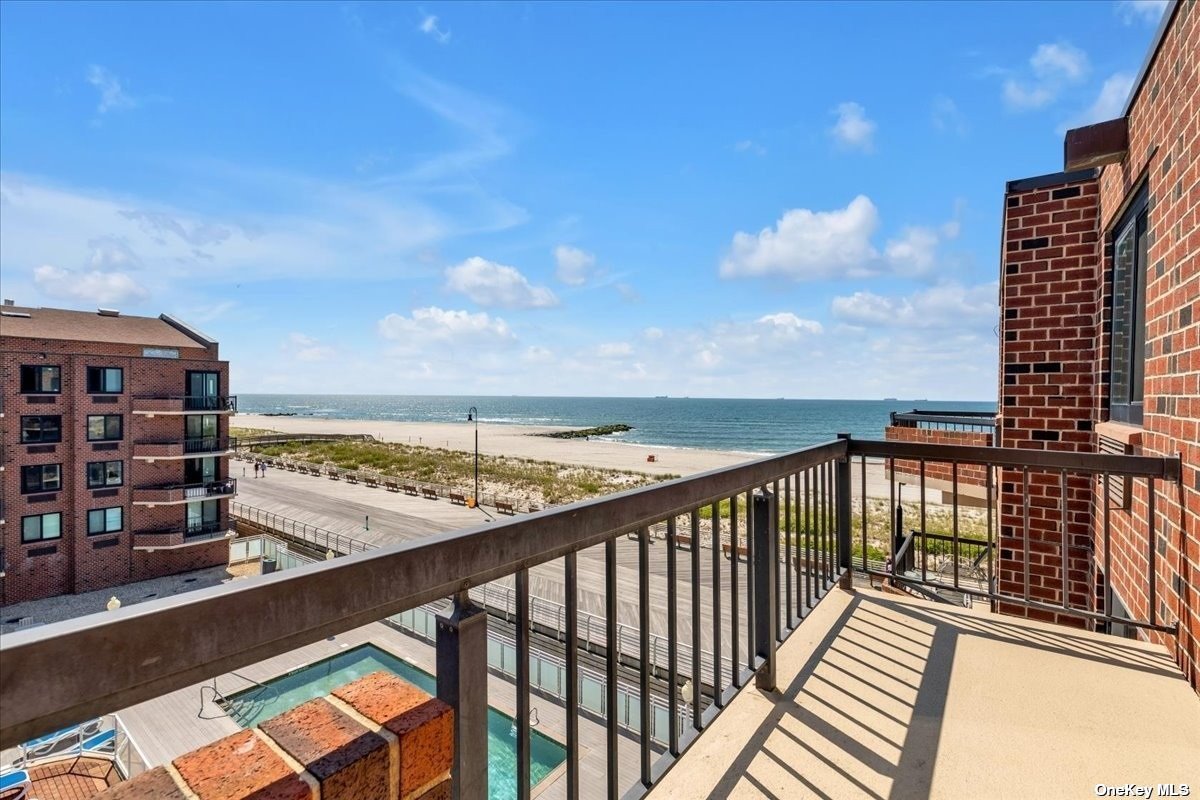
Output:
[[848, 438, 1179, 632], [231, 502, 373, 555], [233, 433, 375, 448], [134, 395, 237, 412], [133, 517, 234, 541], [132, 478, 237, 504], [0, 436, 851, 799], [889, 409, 997, 432], [134, 436, 234, 455], [0, 435, 1179, 799]]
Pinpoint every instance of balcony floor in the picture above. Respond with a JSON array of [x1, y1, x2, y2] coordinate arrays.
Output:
[[650, 587, 1200, 799]]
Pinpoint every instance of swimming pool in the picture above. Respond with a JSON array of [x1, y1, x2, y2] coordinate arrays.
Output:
[[223, 644, 566, 800]]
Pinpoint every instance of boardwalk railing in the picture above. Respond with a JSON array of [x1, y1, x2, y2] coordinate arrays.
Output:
[[0, 436, 1179, 799], [231, 502, 373, 555]]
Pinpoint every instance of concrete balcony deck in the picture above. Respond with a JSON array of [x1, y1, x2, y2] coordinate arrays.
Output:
[[132, 437, 235, 461], [131, 395, 236, 415], [132, 479, 237, 507], [650, 587, 1200, 800]]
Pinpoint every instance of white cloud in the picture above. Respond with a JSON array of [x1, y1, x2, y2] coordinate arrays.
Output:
[[756, 312, 823, 337], [553, 245, 595, 286], [1063, 72, 1135, 130], [931, 95, 967, 135], [522, 345, 554, 363], [444, 256, 558, 309], [615, 283, 640, 303], [884, 227, 940, 274], [720, 195, 880, 280], [829, 102, 876, 152], [1003, 42, 1090, 111], [33, 264, 149, 305], [831, 282, 998, 330], [1116, 0, 1168, 24], [377, 306, 514, 342], [85, 65, 136, 115], [419, 13, 451, 43], [643, 327, 664, 340], [734, 139, 767, 156], [284, 332, 335, 362]]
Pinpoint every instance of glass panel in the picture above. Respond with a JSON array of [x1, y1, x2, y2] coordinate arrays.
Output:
[[23, 516, 41, 542], [202, 499, 219, 523], [89, 509, 104, 533], [43, 513, 61, 539], [107, 461, 123, 485], [1110, 221, 1135, 408], [1131, 212, 1148, 405], [106, 507, 122, 530], [88, 462, 105, 487], [44, 465, 60, 491], [187, 501, 203, 528]]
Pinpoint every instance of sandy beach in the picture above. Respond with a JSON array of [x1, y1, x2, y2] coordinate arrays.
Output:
[[235, 413, 754, 476]]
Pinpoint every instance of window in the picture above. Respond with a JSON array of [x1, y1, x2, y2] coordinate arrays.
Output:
[[87, 460, 124, 488], [186, 499, 221, 536], [184, 456, 217, 485], [86, 366, 124, 394], [21, 464, 62, 493], [186, 371, 220, 410], [87, 506, 123, 535], [87, 414, 123, 441], [21, 415, 62, 444], [185, 414, 219, 452], [22, 512, 62, 543], [1110, 186, 1149, 425], [20, 365, 61, 394]]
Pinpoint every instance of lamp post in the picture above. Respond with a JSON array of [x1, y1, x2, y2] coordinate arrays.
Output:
[[467, 406, 479, 505]]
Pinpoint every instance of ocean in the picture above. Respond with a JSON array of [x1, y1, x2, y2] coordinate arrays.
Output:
[[237, 395, 996, 455]]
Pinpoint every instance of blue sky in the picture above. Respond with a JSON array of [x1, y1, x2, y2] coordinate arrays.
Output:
[[0, 1, 1168, 399]]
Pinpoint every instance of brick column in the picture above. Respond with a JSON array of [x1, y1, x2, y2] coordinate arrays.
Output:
[[97, 672, 452, 800], [996, 170, 1102, 627]]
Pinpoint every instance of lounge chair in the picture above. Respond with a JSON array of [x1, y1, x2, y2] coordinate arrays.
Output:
[[0, 768, 31, 800], [15, 718, 102, 765]]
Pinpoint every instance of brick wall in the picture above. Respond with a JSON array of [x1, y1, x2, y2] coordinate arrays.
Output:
[[996, 171, 1102, 627], [1091, 0, 1200, 690], [884, 425, 993, 487], [99, 671, 453, 800], [1, 333, 232, 604]]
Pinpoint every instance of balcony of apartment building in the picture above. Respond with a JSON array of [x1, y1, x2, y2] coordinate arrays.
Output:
[[2, 437, 1197, 800], [131, 478, 237, 506], [131, 394, 237, 416], [131, 435, 236, 461], [131, 516, 235, 551]]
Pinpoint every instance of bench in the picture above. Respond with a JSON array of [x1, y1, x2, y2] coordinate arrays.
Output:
[[345, 473, 358, 484], [674, 534, 693, 551], [449, 493, 467, 506], [327, 470, 340, 480], [496, 501, 516, 515], [722, 542, 749, 560], [384, 480, 400, 492], [421, 487, 438, 500], [285, 463, 296, 471], [364, 475, 378, 487], [403, 484, 418, 496]]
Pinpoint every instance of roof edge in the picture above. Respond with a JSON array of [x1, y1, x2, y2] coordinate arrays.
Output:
[[159, 314, 218, 348], [1123, 1, 1180, 117], [1005, 168, 1099, 194]]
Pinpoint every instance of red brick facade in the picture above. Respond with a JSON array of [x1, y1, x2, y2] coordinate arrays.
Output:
[[997, 1, 1200, 689], [884, 425, 993, 487], [1, 308, 234, 604]]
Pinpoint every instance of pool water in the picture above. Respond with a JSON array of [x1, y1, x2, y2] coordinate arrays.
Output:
[[224, 644, 566, 800]]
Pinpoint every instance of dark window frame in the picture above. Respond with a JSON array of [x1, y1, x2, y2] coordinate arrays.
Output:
[[21, 415, 62, 444], [86, 366, 124, 394], [21, 463, 62, 494], [22, 512, 62, 543], [20, 365, 61, 394], [1108, 185, 1149, 426], [87, 459, 124, 488], [86, 414, 124, 442], [87, 506, 124, 536]]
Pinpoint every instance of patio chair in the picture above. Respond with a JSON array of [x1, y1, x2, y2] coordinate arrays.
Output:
[[0, 768, 31, 800], [15, 718, 102, 765]]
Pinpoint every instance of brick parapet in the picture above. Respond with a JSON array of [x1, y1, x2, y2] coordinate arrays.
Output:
[[883, 425, 993, 487], [97, 672, 453, 800]]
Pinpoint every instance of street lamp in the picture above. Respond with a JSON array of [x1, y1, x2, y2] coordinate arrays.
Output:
[[467, 406, 479, 506]]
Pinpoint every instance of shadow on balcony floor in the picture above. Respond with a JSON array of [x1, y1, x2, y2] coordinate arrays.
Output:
[[650, 587, 1200, 799]]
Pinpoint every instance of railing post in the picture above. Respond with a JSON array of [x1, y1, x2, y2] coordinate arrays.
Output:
[[753, 487, 777, 692], [836, 433, 854, 589], [436, 590, 488, 800]]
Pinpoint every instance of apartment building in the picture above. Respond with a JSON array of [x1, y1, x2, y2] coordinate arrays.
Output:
[[0, 304, 236, 604], [997, 1, 1199, 687]]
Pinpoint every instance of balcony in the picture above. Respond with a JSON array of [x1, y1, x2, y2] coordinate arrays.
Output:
[[132, 517, 235, 550], [1, 438, 1196, 800], [131, 479, 237, 506], [131, 395, 236, 416], [132, 436, 235, 461]]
